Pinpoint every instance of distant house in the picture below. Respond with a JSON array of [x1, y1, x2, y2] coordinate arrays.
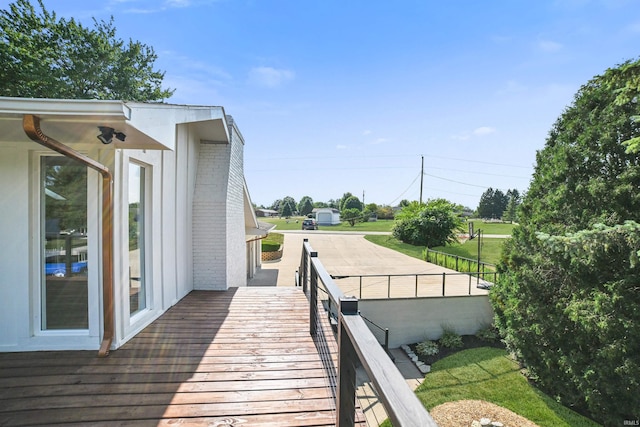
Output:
[[256, 208, 279, 217], [314, 208, 341, 225], [0, 97, 265, 354]]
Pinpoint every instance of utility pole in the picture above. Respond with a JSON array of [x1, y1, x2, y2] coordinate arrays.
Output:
[[419, 155, 424, 205]]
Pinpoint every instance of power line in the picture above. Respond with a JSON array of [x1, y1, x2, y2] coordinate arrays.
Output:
[[256, 152, 531, 169], [388, 172, 421, 206]]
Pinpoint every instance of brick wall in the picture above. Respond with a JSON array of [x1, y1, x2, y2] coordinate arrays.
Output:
[[191, 116, 247, 290]]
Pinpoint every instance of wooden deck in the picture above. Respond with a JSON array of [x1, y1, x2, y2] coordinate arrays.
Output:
[[0, 287, 365, 426]]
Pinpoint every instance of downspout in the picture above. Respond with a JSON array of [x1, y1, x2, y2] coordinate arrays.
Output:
[[23, 115, 115, 357]]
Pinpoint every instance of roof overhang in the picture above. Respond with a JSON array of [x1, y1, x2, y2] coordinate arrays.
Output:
[[0, 97, 229, 151], [244, 177, 271, 240]]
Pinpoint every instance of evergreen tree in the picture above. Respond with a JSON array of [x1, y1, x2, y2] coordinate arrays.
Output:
[[493, 59, 640, 425]]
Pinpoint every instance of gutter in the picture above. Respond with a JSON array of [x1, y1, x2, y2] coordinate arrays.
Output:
[[23, 115, 114, 357]]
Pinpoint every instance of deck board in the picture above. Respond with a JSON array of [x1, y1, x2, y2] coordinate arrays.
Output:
[[0, 287, 365, 426]]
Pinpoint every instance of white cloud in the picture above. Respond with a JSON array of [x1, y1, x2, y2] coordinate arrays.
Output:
[[450, 126, 496, 141], [362, 130, 372, 135], [625, 20, 640, 33], [164, 0, 191, 7], [372, 137, 389, 144], [248, 66, 295, 88], [336, 144, 348, 150], [536, 39, 563, 52], [450, 132, 471, 141], [473, 126, 496, 136]]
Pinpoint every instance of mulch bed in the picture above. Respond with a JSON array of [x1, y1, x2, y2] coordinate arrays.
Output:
[[409, 335, 505, 365]]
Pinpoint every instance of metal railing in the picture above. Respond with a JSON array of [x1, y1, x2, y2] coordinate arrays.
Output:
[[330, 271, 497, 299], [299, 239, 437, 427], [425, 248, 497, 276]]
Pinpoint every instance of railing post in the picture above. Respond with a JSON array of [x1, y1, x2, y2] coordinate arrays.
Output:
[[387, 275, 391, 298], [336, 296, 359, 427], [309, 251, 318, 336], [415, 274, 418, 297], [442, 272, 446, 296], [359, 276, 362, 299], [384, 328, 389, 353], [301, 238, 309, 292]]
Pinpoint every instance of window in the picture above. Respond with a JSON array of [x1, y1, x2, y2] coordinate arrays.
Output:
[[129, 162, 146, 316]]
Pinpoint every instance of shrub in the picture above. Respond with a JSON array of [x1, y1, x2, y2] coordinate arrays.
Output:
[[392, 199, 463, 247], [475, 325, 499, 342], [439, 327, 463, 349], [415, 340, 439, 357], [261, 242, 280, 252]]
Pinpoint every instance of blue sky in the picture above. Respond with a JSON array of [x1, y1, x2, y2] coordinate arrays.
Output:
[[5, 0, 640, 209]]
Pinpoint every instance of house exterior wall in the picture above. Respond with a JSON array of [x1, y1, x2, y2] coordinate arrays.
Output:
[[0, 100, 255, 353], [192, 117, 247, 290], [225, 118, 248, 287], [0, 147, 34, 351]]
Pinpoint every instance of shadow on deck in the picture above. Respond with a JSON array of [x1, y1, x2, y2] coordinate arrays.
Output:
[[0, 287, 364, 426]]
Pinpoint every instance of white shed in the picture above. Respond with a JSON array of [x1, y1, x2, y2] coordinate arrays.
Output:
[[314, 208, 341, 225]]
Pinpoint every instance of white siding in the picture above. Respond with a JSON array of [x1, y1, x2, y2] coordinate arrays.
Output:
[[0, 147, 30, 350]]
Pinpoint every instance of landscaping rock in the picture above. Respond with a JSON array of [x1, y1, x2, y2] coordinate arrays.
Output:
[[418, 364, 431, 374], [491, 422, 504, 427], [471, 421, 482, 427], [480, 418, 491, 426]]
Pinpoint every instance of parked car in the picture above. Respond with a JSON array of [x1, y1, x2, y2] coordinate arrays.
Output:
[[302, 219, 318, 230]]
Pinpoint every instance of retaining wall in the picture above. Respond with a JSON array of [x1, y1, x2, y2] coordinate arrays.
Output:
[[359, 295, 493, 348]]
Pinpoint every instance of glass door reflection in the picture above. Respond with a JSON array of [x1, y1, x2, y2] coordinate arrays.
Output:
[[129, 163, 146, 315]]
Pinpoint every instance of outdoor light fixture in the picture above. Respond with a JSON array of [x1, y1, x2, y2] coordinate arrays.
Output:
[[97, 126, 126, 144]]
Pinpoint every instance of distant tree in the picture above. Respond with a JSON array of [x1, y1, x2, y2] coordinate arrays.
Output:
[[361, 203, 378, 222], [269, 199, 282, 211], [377, 205, 395, 220], [502, 189, 521, 223], [313, 201, 328, 208], [399, 199, 411, 208], [341, 208, 362, 226], [338, 192, 355, 211], [476, 187, 509, 219], [342, 195, 362, 211], [280, 201, 294, 218], [298, 196, 314, 216], [392, 199, 463, 247], [0, 0, 173, 100], [327, 199, 339, 209], [281, 196, 297, 214], [461, 206, 475, 217]]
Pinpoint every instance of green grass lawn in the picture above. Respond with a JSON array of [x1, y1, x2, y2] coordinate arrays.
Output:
[[410, 347, 599, 427], [261, 232, 284, 252], [467, 219, 516, 235], [430, 238, 506, 266], [364, 234, 426, 259], [365, 235, 507, 266]]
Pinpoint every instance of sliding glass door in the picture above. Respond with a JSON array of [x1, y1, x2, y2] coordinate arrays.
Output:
[[41, 156, 88, 330]]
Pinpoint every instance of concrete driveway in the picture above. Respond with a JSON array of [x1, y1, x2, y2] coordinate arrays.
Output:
[[252, 231, 489, 298]]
